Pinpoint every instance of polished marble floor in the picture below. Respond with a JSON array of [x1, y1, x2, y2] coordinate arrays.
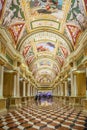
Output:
[[0, 98, 87, 130]]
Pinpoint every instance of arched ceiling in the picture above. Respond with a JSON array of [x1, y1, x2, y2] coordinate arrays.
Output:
[[17, 29, 72, 86], [0, 0, 87, 87]]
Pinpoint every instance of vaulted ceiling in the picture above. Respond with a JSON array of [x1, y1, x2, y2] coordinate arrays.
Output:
[[0, 0, 87, 87]]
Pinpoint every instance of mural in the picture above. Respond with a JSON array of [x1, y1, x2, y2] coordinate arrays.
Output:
[[32, 64, 38, 74], [39, 60, 51, 66], [60, 41, 71, 54], [83, 0, 87, 13], [3, 0, 24, 26], [67, 0, 87, 30], [30, 0, 63, 10], [23, 45, 35, 65], [66, 24, 81, 45], [27, 55, 35, 65], [60, 46, 68, 58], [0, 0, 5, 22], [8, 23, 25, 44], [56, 56, 64, 66], [30, 0, 64, 19], [36, 42, 55, 52], [53, 64, 59, 72], [56, 47, 67, 66], [56, 48, 66, 58]]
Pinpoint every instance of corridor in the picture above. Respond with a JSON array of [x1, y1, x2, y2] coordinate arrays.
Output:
[[0, 98, 87, 130]]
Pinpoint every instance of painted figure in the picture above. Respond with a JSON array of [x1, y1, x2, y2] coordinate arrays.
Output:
[[3, 9, 16, 25]]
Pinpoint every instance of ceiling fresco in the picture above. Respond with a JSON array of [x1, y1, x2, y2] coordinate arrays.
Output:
[[0, 0, 87, 87], [36, 42, 55, 52]]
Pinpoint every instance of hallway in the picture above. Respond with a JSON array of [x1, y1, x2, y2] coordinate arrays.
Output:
[[0, 98, 87, 130]]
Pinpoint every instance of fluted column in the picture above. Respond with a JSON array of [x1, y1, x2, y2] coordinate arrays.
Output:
[[54, 87, 56, 96], [61, 84, 63, 96], [65, 80, 68, 96], [33, 87, 36, 96], [58, 86, 60, 96], [0, 65, 7, 112], [27, 81, 30, 96], [23, 80, 26, 97], [73, 75, 77, 96], [31, 86, 33, 96], [0, 65, 4, 97], [13, 74, 17, 97], [30, 85, 32, 96], [71, 69, 75, 96], [57, 86, 58, 96], [16, 67, 20, 97], [86, 68, 87, 97]]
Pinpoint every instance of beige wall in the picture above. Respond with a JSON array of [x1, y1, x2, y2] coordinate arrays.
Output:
[[3, 72, 14, 97], [76, 73, 86, 96], [20, 81, 23, 97]]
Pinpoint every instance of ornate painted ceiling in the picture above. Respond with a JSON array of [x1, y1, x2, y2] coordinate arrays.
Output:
[[0, 0, 87, 87]]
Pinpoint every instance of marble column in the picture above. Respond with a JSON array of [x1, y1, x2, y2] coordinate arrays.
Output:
[[29, 83, 31, 96], [27, 81, 30, 96], [0, 65, 7, 112], [61, 84, 63, 96], [58, 86, 60, 96], [33, 87, 36, 96], [34, 88, 37, 95], [57, 86, 58, 96], [0, 65, 4, 98], [9, 70, 22, 109], [71, 69, 75, 96], [65, 81, 68, 96], [16, 68, 20, 97], [56, 87, 58, 96], [13, 74, 17, 97], [31, 86, 33, 96], [30, 85, 32, 96], [86, 68, 87, 97], [23, 80, 26, 97], [54, 88, 56, 96], [73, 75, 77, 96]]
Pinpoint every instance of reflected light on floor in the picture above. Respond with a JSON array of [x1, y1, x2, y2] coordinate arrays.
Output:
[[41, 101, 52, 106]]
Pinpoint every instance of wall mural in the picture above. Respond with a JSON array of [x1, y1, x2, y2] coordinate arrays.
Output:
[[65, 0, 87, 46], [32, 64, 38, 74], [53, 64, 59, 73], [56, 47, 67, 66], [39, 60, 51, 66], [56, 47, 67, 59], [23, 45, 35, 65], [30, 0, 63, 11], [30, 0, 64, 19], [0, 0, 5, 23], [56, 56, 64, 66], [27, 55, 35, 65], [66, 24, 81, 45], [83, 0, 87, 14], [36, 42, 55, 52], [8, 23, 25, 45], [60, 46, 68, 58], [67, 0, 87, 30], [1, 0, 25, 46], [3, 0, 24, 26]]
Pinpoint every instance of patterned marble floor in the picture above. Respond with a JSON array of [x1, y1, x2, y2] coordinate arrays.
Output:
[[0, 99, 87, 130]]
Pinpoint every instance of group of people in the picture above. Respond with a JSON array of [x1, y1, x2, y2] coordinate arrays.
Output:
[[34, 92, 53, 102]]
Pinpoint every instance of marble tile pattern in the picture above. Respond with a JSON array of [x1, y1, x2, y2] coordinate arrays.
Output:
[[0, 99, 87, 130]]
